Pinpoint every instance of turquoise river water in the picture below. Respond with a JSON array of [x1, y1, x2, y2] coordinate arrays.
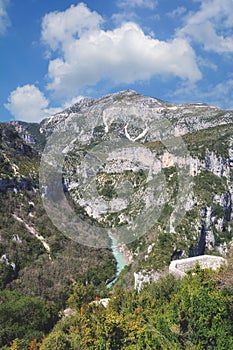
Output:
[[107, 235, 128, 288]]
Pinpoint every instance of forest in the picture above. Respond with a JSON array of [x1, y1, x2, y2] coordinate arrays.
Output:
[[1, 262, 233, 349]]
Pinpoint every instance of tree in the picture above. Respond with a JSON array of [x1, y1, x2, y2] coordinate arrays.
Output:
[[0, 290, 59, 347], [169, 267, 233, 349], [40, 331, 69, 350], [67, 281, 96, 310]]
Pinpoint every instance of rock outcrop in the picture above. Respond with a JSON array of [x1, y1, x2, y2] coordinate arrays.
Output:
[[169, 255, 227, 278]]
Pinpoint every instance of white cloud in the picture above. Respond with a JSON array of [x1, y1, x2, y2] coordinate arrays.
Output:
[[178, 0, 233, 53], [167, 6, 186, 19], [171, 78, 233, 110], [0, 0, 10, 35], [117, 0, 157, 10], [4, 85, 84, 122], [41, 2, 103, 51], [41, 4, 201, 100], [111, 11, 138, 26], [197, 56, 217, 71], [5, 85, 51, 122]]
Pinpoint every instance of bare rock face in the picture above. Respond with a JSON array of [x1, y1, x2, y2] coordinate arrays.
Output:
[[134, 270, 161, 292]]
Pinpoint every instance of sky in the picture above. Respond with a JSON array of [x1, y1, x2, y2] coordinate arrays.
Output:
[[0, 0, 233, 122]]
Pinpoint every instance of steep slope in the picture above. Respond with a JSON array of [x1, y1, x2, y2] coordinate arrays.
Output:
[[0, 123, 115, 304], [10, 120, 46, 152], [39, 90, 233, 289]]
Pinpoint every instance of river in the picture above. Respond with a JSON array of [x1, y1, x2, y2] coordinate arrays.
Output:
[[106, 235, 128, 288]]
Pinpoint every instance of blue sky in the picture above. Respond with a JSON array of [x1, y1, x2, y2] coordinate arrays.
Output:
[[0, 0, 233, 122]]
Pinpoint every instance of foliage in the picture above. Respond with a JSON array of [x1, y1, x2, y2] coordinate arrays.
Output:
[[0, 123, 116, 306], [40, 331, 70, 350], [41, 268, 233, 349], [67, 281, 96, 310], [183, 124, 233, 159], [0, 290, 59, 348], [194, 170, 227, 203]]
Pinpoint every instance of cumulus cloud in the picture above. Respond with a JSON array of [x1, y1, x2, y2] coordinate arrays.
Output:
[[41, 2, 102, 51], [41, 3, 201, 100], [0, 0, 10, 35], [117, 0, 157, 10], [178, 0, 233, 53], [5, 85, 51, 122], [4, 84, 83, 122]]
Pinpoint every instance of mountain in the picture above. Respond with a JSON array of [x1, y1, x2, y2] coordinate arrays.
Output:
[[8, 90, 233, 285], [1, 90, 233, 347], [37, 90, 233, 289]]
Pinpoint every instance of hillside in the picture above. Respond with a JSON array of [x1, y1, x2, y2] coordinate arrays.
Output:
[[0, 122, 115, 305], [1, 90, 233, 347]]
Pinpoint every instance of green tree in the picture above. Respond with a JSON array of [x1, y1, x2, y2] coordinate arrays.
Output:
[[40, 330, 69, 350], [67, 281, 96, 310], [0, 290, 59, 347], [169, 267, 233, 349]]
